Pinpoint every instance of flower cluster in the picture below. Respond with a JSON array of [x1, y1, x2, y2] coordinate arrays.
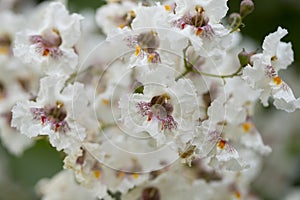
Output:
[[0, 0, 299, 199]]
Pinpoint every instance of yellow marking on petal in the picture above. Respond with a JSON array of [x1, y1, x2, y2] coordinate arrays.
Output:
[[132, 173, 139, 179], [93, 170, 101, 178], [196, 28, 203, 36], [0, 47, 8, 55], [128, 10, 136, 17], [271, 56, 278, 61], [242, 122, 252, 133], [273, 76, 282, 85], [135, 45, 141, 56], [164, 5, 171, 11], [42, 49, 50, 56], [118, 24, 125, 29], [117, 171, 125, 178], [234, 191, 241, 199], [217, 140, 226, 150], [101, 98, 109, 106], [148, 53, 154, 63]]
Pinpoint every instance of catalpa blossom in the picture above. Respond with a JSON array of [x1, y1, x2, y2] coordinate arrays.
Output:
[[36, 170, 99, 200], [0, 79, 34, 156], [63, 146, 108, 198], [166, 0, 232, 58], [13, 2, 83, 75], [64, 139, 150, 199], [119, 66, 200, 146], [127, 3, 180, 66], [95, 0, 137, 34], [122, 152, 262, 200], [242, 27, 300, 112], [194, 77, 271, 170], [11, 76, 87, 151], [106, 3, 186, 67], [194, 126, 245, 171], [0, 10, 22, 62]]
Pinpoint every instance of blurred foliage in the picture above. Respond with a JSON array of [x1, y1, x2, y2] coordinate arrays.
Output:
[[0, 139, 63, 200], [68, 0, 106, 12], [8, 139, 63, 186]]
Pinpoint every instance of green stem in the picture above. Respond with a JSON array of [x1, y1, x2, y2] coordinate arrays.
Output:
[[176, 40, 243, 80], [192, 66, 243, 79], [175, 68, 192, 81], [65, 66, 92, 84], [183, 41, 191, 69]]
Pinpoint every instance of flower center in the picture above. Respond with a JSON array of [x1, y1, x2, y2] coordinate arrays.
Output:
[[118, 10, 136, 29], [137, 30, 160, 53], [31, 101, 69, 132], [30, 28, 63, 58], [176, 6, 214, 37], [127, 30, 161, 63], [190, 6, 207, 28], [136, 94, 178, 130], [47, 101, 67, 123], [150, 94, 173, 120]]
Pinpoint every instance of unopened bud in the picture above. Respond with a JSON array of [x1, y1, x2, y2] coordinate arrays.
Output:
[[240, 0, 255, 18], [229, 13, 242, 27], [238, 48, 257, 67]]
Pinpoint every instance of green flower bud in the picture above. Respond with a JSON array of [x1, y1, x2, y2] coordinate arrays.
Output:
[[240, 0, 255, 18], [229, 13, 242, 25], [229, 13, 242, 32], [238, 48, 257, 67]]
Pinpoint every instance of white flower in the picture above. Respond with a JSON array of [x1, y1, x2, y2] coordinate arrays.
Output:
[[262, 27, 294, 70], [11, 76, 87, 151], [119, 66, 200, 146], [239, 121, 271, 155], [0, 10, 28, 71], [106, 3, 187, 67], [167, 0, 232, 58], [36, 170, 99, 200], [0, 11, 21, 57], [13, 2, 83, 75], [0, 84, 34, 156], [84, 125, 179, 174], [194, 127, 245, 171], [95, 1, 137, 34], [122, 156, 259, 200], [174, 0, 228, 23], [93, 58, 133, 125], [195, 77, 270, 168], [0, 63, 38, 155], [123, 172, 196, 200], [63, 146, 108, 198], [64, 138, 150, 198], [242, 27, 300, 112]]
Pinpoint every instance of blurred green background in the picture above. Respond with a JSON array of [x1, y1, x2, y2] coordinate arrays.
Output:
[[1, 0, 300, 199]]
